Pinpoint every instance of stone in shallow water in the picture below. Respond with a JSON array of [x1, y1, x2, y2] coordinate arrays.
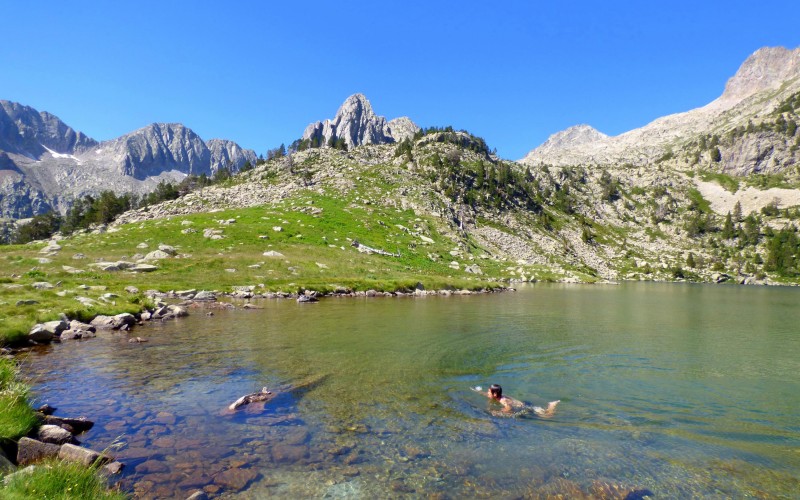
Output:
[[154, 411, 177, 425], [271, 444, 308, 464], [152, 436, 176, 448], [282, 427, 310, 445], [214, 467, 259, 491], [59, 443, 109, 467], [120, 447, 157, 461], [136, 459, 170, 474], [104, 461, 125, 475]]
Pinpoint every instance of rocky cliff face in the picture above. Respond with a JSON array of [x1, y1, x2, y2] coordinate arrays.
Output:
[[302, 94, 419, 148], [521, 46, 800, 173], [720, 46, 800, 103], [0, 103, 256, 218], [0, 100, 97, 158], [208, 139, 258, 172]]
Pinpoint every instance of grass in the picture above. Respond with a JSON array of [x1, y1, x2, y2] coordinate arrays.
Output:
[[0, 459, 127, 499], [686, 188, 712, 214], [0, 358, 38, 442], [0, 187, 510, 344], [698, 170, 740, 193]]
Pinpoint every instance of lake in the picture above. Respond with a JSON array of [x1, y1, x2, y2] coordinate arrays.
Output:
[[20, 283, 800, 498]]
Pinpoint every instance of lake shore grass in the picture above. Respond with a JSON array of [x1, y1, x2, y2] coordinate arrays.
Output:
[[1, 196, 514, 346]]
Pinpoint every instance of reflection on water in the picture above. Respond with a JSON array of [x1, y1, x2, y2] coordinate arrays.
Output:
[[20, 283, 800, 498]]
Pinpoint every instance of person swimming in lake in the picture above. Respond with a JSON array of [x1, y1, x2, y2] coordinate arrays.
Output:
[[475, 384, 560, 417]]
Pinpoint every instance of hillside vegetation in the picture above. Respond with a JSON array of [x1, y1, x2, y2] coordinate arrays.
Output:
[[3, 127, 800, 343]]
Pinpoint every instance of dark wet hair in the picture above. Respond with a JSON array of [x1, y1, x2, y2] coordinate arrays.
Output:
[[489, 384, 502, 398]]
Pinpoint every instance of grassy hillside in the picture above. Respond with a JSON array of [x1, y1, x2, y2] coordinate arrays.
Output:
[[2, 130, 800, 344]]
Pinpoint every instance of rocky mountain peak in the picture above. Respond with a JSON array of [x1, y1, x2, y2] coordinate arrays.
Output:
[[207, 138, 258, 171], [0, 101, 258, 217], [302, 94, 419, 149], [721, 46, 800, 102], [520, 124, 607, 163], [0, 100, 97, 158]]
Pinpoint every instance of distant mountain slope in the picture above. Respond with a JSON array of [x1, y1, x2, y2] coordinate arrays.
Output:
[[302, 94, 419, 149], [0, 101, 256, 218], [521, 47, 800, 173]]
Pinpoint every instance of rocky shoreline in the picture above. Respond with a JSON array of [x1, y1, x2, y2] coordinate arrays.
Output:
[[1, 404, 126, 483]]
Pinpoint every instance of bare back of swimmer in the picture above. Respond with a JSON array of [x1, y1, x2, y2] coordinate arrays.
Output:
[[473, 384, 560, 417]]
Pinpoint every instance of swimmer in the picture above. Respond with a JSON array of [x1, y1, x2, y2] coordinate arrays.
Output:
[[473, 384, 560, 417]]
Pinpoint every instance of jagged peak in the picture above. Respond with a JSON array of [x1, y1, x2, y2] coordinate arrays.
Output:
[[721, 46, 800, 102], [538, 124, 607, 149], [302, 93, 418, 148]]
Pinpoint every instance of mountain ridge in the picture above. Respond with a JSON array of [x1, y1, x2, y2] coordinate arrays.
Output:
[[0, 104, 256, 218], [521, 46, 800, 169]]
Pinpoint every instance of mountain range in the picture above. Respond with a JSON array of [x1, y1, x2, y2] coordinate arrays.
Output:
[[0, 102, 257, 218], [2, 45, 799, 230], [521, 46, 800, 176], [3, 46, 799, 287]]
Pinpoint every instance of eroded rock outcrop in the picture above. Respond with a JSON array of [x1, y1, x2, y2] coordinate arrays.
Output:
[[302, 94, 419, 149]]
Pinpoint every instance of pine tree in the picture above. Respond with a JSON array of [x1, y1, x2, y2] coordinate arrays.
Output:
[[722, 211, 735, 239], [732, 201, 742, 223]]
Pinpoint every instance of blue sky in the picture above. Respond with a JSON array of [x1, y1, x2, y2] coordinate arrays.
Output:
[[2, 1, 800, 160]]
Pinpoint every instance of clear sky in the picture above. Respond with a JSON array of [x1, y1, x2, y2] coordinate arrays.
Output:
[[2, 1, 800, 160]]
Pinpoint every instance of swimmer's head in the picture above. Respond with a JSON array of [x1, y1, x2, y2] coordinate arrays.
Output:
[[489, 384, 502, 399]]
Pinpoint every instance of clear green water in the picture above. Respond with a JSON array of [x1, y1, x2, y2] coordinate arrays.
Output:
[[20, 283, 800, 498]]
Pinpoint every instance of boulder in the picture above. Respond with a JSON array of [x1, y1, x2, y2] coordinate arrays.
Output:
[[59, 330, 83, 340], [16, 437, 60, 465], [130, 264, 158, 273], [193, 290, 216, 301], [69, 320, 96, 333], [203, 228, 224, 239], [90, 313, 136, 330], [157, 244, 177, 256], [43, 415, 94, 433], [37, 404, 57, 415], [59, 443, 110, 467], [31, 282, 54, 290], [125, 286, 140, 294], [29, 320, 68, 342], [143, 250, 172, 261], [40, 243, 61, 253], [168, 305, 188, 317], [104, 461, 125, 475], [36, 424, 73, 445], [0, 448, 15, 474], [263, 250, 285, 258], [465, 264, 483, 275], [16, 299, 39, 306]]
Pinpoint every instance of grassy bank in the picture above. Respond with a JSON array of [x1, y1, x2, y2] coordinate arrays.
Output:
[[0, 458, 126, 500], [0, 358, 125, 499], [0, 188, 509, 345], [0, 358, 38, 441]]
